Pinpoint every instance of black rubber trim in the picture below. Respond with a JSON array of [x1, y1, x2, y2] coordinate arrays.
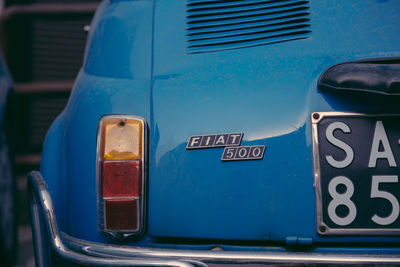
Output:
[[318, 58, 400, 96]]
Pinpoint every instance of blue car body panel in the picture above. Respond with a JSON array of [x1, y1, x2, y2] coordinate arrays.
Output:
[[39, 0, 400, 253]]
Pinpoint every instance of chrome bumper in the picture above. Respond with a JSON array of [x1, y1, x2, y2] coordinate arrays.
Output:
[[29, 171, 400, 266]]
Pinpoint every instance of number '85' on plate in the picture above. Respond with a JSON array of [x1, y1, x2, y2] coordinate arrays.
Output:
[[312, 113, 400, 235]]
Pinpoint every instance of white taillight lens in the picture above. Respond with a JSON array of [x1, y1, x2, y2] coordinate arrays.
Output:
[[97, 116, 146, 237], [101, 118, 142, 160]]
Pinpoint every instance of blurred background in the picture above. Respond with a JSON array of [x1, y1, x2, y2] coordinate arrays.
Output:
[[0, 0, 100, 265]]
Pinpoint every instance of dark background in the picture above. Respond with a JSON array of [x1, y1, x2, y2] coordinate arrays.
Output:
[[1, 0, 100, 265]]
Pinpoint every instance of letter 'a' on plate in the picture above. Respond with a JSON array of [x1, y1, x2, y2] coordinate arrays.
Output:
[[368, 121, 397, 168]]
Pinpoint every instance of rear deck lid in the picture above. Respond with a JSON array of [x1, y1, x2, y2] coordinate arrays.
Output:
[[148, 0, 400, 243]]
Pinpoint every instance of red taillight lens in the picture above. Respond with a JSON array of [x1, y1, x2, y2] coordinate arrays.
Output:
[[97, 116, 146, 237], [105, 199, 138, 230], [102, 161, 141, 198]]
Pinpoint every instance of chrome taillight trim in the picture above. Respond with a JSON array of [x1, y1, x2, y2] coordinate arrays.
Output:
[[96, 115, 148, 240]]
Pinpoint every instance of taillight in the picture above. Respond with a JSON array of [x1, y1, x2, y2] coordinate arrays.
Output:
[[97, 115, 146, 238]]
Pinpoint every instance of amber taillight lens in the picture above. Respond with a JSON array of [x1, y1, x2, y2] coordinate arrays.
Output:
[[97, 116, 146, 237]]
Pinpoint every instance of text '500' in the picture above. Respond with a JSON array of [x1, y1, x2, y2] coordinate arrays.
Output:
[[222, 146, 265, 161]]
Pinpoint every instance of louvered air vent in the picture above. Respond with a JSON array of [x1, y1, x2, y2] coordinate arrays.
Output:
[[186, 0, 311, 53]]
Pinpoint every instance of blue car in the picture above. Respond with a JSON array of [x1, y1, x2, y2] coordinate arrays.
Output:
[[29, 0, 400, 266]]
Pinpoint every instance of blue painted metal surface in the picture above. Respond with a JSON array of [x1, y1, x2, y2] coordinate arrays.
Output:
[[39, 0, 400, 253]]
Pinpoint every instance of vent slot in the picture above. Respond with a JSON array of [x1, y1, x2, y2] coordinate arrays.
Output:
[[187, 0, 311, 53]]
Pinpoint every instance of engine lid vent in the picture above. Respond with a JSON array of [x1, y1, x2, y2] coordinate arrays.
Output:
[[186, 0, 311, 53]]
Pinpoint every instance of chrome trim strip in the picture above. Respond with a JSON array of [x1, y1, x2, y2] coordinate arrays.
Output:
[[63, 231, 400, 265], [29, 171, 400, 266], [29, 180, 47, 267]]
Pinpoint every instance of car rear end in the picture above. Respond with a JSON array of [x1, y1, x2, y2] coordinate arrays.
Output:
[[29, 0, 400, 266]]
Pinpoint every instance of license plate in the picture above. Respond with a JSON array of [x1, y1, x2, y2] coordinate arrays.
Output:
[[312, 112, 400, 235]]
